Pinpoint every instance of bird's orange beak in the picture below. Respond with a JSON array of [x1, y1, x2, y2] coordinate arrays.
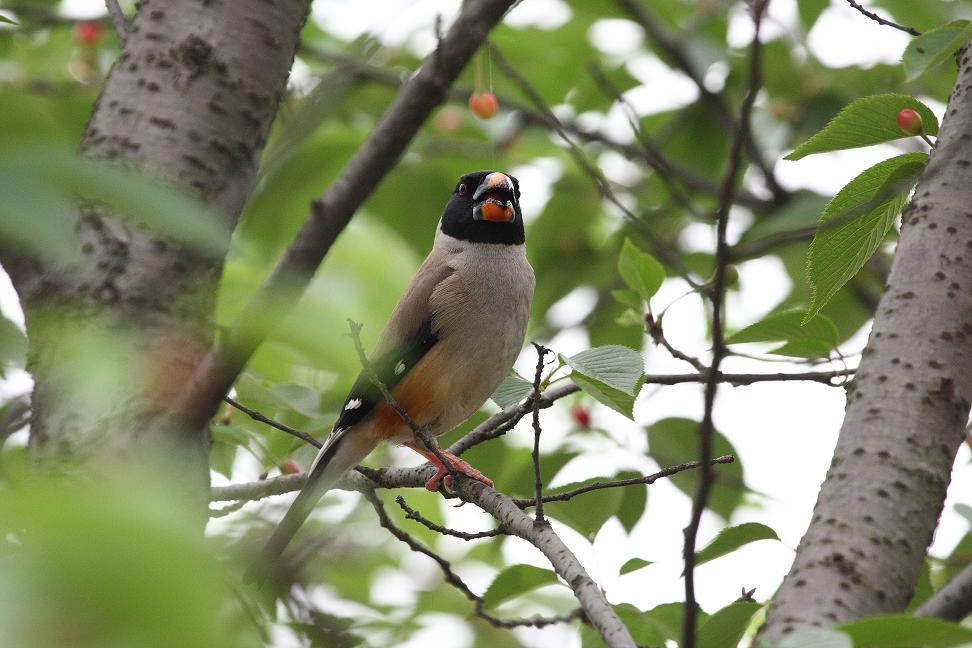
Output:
[[480, 201, 515, 222], [474, 172, 516, 222]]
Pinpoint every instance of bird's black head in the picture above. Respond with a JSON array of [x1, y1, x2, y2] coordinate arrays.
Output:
[[439, 170, 524, 245]]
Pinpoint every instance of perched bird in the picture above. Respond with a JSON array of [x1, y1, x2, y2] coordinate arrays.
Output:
[[252, 170, 535, 576]]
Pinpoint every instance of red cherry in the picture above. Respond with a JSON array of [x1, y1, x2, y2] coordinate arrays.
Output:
[[896, 108, 923, 135], [279, 459, 302, 475], [468, 91, 499, 119], [571, 405, 591, 429], [73, 20, 103, 46]]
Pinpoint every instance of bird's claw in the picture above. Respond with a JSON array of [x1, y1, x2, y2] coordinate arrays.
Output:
[[423, 452, 494, 493]]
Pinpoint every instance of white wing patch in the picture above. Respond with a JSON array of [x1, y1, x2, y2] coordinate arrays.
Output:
[[395, 360, 406, 375], [344, 398, 362, 411], [311, 427, 345, 471]]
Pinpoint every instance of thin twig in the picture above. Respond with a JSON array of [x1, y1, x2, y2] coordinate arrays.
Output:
[[845, 0, 921, 36], [586, 61, 703, 218], [447, 383, 580, 456], [729, 225, 818, 260], [300, 45, 774, 212], [613, 0, 786, 204], [451, 478, 635, 646], [366, 489, 582, 629], [646, 314, 707, 372], [103, 0, 128, 45], [209, 369, 850, 503], [512, 456, 734, 508], [530, 343, 550, 523], [489, 43, 704, 291], [682, 2, 769, 646], [222, 396, 322, 449], [395, 496, 507, 540]]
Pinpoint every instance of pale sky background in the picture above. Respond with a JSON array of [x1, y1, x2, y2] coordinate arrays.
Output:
[[2, 1, 967, 647]]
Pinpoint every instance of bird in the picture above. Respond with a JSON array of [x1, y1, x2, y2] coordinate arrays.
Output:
[[250, 170, 535, 579]]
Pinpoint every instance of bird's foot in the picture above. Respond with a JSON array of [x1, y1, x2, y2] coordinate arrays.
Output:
[[423, 450, 494, 493]]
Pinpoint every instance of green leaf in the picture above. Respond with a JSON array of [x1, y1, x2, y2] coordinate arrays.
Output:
[[0, 14, 18, 25], [545, 476, 624, 541], [569, 373, 637, 419], [955, 502, 972, 526], [611, 288, 643, 310], [618, 238, 665, 301], [566, 345, 644, 419], [840, 615, 972, 648], [0, 315, 27, 374], [796, 0, 828, 28], [619, 558, 653, 575], [806, 153, 927, 320], [481, 564, 559, 609], [726, 309, 839, 358], [490, 374, 534, 409], [647, 418, 745, 520], [0, 166, 76, 263], [615, 603, 669, 646], [615, 469, 647, 533], [565, 346, 644, 394], [903, 21, 972, 82], [267, 383, 322, 417], [770, 628, 854, 648], [583, 603, 673, 648], [697, 601, 762, 648], [905, 559, 934, 612], [784, 95, 939, 160], [696, 522, 780, 567], [644, 601, 708, 642], [615, 308, 644, 328]]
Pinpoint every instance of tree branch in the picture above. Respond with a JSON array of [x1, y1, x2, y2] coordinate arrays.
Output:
[[512, 455, 734, 508], [446, 382, 580, 456], [682, 2, 768, 645], [647, 314, 707, 372], [530, 343, 551, 522], [165, 0, 519, 436], [222, 396, 322, 449], [207, 368, 849, 503], [299, 45, 773, 212], [394, 495, 508, 540], [915, 562, 972, 620], [614, 0, 786, 204], [844, 0, 921, 36], [365, 488, 581, 629], [452, 477, 636, 647], [760, 41, 972, 643], [489, 43, 704, 291], [103, 0, 128, 44], [586, 61, 704, 218]]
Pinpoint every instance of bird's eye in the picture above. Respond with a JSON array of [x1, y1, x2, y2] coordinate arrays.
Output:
[[457, 183, 468, 196]]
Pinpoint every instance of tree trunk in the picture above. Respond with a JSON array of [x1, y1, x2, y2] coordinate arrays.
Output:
[[760, 46, 972, 642], [6, 0, 309, 482]]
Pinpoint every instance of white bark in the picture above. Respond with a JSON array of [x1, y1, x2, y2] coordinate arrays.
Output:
[[761, 46, 972, 641], [9, 0, 310, 473]]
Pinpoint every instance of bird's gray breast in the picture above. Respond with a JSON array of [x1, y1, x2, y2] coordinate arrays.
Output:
[[427, 235, 535, 434]]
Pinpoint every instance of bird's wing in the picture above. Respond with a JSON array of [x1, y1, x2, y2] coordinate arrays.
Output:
[[323, 249, 455, 449]]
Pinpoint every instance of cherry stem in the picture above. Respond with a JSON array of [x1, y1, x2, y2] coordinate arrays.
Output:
[[473, 51, 484, 94], [919, 132, 935, 148]]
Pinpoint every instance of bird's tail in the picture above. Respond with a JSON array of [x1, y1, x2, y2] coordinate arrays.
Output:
[[245, 432, 372, 585]]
